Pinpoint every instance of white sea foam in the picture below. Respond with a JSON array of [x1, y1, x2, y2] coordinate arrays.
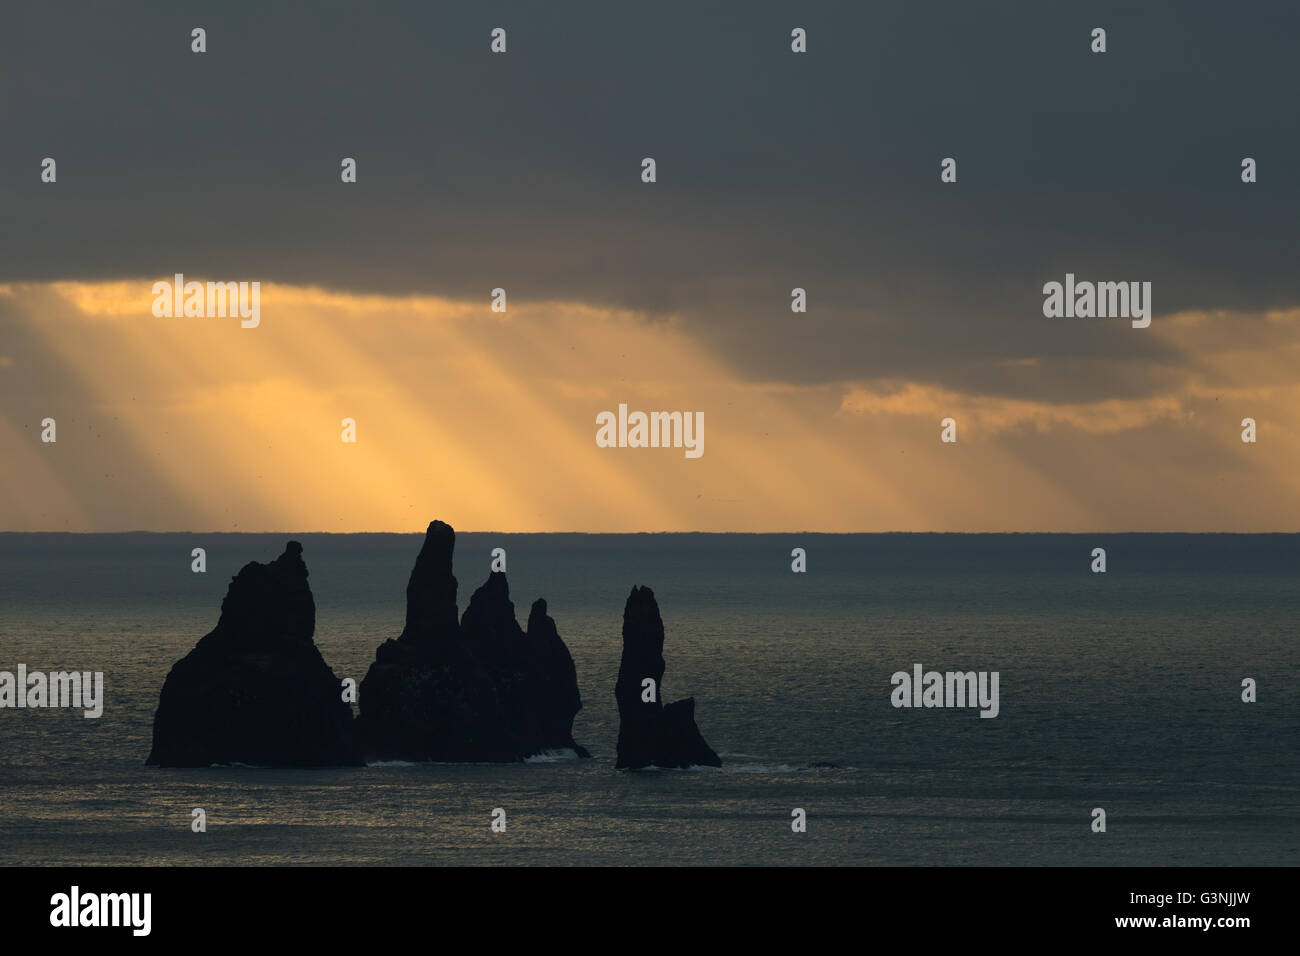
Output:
[[525, 748, 580, 763], [723, 763, 801, 773]]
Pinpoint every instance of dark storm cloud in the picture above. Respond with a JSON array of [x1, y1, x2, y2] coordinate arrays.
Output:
[[2, 0, 1296, 401]]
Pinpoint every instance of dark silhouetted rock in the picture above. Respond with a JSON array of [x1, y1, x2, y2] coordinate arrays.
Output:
[[359, 521, 589, 762], [147, 541, 362, 768], [615, 585, 721, 769], [525, 598, 585, 750]]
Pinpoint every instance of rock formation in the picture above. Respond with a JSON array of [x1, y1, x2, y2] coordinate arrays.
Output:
[[359, 520, 589, 761], [615, 585, 721, 769], [147, 541, 362, 768]]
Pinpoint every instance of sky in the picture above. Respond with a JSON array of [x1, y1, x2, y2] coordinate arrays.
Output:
[[2, 1, 1299, 532]]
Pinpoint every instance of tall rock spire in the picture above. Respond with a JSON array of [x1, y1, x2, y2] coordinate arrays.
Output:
[[400, 520, 459, 641], [615, 585, 721, 769]]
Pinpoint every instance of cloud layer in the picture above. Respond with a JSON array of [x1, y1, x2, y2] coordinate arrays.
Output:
[[2, 3, 1298, 529]]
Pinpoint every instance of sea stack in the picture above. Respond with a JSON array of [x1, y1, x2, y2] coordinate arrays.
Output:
[[615, 585, 721, 769], [147, 541, 362, 768], [359, 520, 589, 762]]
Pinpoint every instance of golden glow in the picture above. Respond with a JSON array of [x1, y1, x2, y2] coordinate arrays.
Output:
[[2, 282, 1299, 531]]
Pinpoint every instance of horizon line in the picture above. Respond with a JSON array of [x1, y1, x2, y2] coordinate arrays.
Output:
[[4, 529, 1300, 537]]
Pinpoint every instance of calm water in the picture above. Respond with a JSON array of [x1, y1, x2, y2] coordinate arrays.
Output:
[[0, 533, 1297, 865]]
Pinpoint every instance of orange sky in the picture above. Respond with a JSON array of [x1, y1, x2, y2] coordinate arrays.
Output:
[[2, 280, 1298, 532]]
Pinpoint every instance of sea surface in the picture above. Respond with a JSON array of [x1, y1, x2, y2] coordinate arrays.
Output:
[[0, 532, 1297, 866]]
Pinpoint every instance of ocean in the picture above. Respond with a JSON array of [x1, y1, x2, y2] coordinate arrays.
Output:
[[1, 532, 1296, 866]]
